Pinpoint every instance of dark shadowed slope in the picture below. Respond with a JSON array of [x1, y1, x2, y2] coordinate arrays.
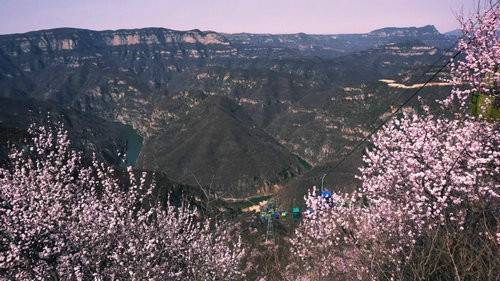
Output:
[[139, 96, 310, 197], [0, 97, 134, 165]]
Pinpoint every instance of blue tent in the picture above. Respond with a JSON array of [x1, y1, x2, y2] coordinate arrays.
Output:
[[320, 190, 332, 199]]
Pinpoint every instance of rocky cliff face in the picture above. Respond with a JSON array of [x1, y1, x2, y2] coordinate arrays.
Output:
[[0, 28, 230, 53], [225, 25, 453, 57], [0, 26, 454, 197]]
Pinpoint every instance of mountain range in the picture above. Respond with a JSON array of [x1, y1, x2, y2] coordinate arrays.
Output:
[[0, 25, 456, 199]]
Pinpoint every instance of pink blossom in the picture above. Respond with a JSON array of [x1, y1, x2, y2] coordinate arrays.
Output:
[[288, 6, 499, 280], [0, 124, 245, 280]]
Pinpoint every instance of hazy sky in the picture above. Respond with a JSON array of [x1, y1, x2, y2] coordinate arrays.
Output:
[[0, 0, 483, 35]]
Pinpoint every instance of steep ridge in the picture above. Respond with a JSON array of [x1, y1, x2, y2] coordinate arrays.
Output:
[[139, 96, 309, 197]]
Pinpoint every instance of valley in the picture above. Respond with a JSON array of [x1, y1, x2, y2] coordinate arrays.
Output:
[[0, 25, 456, 199]]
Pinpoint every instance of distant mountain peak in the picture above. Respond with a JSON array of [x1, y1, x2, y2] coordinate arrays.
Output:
[[420, 25, 440, 33], [369, 25, 440, 37]]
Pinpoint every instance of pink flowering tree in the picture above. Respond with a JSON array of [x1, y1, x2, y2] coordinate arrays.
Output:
[[447, 6, 499, 108], [288, 188, 413, 280], [289, 6, 499, 281], [0, 125, 245, 280]]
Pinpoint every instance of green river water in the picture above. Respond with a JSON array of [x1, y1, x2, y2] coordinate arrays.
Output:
[[123, 125, 143, 166]]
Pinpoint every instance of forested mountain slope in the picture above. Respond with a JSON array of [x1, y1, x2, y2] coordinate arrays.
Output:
[[0, 25, 455, 197]]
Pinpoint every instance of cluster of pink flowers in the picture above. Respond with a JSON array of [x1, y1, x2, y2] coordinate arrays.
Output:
[[289, 6, 499, 280], [0, 125, 245, 280], [360, 110, 498, 230], [289, 188, 411, 280], [446, 7, 499, 107]]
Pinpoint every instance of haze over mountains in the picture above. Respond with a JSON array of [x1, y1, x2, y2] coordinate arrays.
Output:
[[0, 25, 456, 198]]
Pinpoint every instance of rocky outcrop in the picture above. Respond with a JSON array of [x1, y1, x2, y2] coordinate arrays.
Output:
[[104, 29, 229, 46]]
